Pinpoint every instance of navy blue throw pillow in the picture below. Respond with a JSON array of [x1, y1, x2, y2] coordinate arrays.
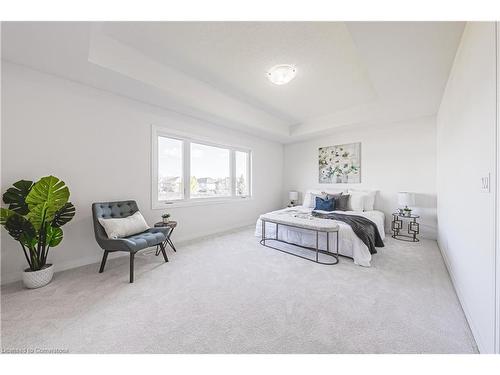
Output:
[[315, 196, 335, 211]]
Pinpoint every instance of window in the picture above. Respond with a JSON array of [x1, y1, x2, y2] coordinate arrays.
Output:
[[152, 127, 251, 208], [235, 151, 249, 197], [158, 136, 183, 201], [190, 143, 231, 198]]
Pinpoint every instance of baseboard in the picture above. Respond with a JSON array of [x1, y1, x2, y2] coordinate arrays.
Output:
[[437, 240, 484, 353], [1, 221, 256, 286], [0, 253, 105, 286], [174, 222, 255, 246]]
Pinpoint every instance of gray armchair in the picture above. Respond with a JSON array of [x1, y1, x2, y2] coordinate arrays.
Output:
[[92, 200, 169, 283]]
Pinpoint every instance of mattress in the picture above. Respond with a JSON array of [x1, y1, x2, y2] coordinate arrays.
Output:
[[255, 206, 385, 267]]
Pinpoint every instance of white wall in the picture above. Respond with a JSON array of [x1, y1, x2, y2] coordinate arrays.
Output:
[[0, 62, 284, 284], [283, 117, 437, 238], [437, 22, 497, 353]]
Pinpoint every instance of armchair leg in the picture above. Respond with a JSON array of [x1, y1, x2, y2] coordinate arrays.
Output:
[[160, 242, 169, 263], [130, 252, 135, 283], [99, 251, 109, 273]]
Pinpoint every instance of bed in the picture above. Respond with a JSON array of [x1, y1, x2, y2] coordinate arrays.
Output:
[[255, 206, 385, 267]]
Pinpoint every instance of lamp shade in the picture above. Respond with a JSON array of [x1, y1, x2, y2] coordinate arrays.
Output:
[[289, 191, 299, 201], [398, 192, 415, 207]]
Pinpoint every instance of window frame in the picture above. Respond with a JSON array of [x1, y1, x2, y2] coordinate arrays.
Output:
[[152, 125, 252, 209]]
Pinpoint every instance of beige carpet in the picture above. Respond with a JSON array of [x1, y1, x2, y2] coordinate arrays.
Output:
[[1, 227, 477, 353]]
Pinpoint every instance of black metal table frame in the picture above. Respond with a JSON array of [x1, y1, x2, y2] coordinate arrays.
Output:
[[260, 219, 339, 265], [155, 225, 177, 256], [391, 213, 420, 242]]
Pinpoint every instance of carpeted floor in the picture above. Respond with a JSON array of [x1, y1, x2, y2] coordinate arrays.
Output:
[[1, 227, 478, 353]]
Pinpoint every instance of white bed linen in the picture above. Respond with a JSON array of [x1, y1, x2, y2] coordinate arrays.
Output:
[[255, 206, 385, 267]]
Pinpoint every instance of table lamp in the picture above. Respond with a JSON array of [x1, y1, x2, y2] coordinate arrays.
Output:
[[398, 192, 415, 216], [288, 191, 299, 207]]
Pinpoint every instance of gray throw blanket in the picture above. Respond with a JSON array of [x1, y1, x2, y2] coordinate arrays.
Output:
[[312, 211, 384, 254]]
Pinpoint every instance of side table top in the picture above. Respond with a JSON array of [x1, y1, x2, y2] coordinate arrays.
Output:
[[392, 213, 420, 219], [154, 221, 177, 228]]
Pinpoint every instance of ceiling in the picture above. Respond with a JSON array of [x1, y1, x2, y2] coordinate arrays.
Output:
[[1, 22, 465, 142]]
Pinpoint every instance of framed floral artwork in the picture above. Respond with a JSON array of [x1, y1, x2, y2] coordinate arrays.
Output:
[[319, 142, 361, 183]]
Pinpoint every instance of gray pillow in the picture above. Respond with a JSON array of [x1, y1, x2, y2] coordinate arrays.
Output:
[[326, 192, 342, 201], [331, 194, 350, 211]]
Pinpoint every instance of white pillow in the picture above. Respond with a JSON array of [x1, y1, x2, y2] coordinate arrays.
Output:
[[98, 211, 150, 239], [348, 189, 377, 211], [347, 191, 367, 211], [302, 190, 324, 208]]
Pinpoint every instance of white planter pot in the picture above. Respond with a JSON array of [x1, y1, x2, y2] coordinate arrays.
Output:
[[22, 264, 54, 289]]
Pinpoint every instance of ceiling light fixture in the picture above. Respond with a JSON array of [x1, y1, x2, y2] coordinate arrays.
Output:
[[267, 64, 297, 85]]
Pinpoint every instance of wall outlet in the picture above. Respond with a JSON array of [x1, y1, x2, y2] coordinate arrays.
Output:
[[481, 174, 490, 192]]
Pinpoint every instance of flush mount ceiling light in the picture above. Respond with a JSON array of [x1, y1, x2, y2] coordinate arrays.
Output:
[[266, 64, 297, 85]]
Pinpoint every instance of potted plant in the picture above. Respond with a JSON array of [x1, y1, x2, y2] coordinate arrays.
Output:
[[0, 176, 75, 288], [161, 213, 171, 224]]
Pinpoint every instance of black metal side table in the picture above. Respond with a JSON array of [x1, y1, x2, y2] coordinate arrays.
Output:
[[154, 221, 178, 254], [391, 213, 420, 242]]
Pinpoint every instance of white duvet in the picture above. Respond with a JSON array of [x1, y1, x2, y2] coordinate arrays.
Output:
[[255, 206, 385, 267]]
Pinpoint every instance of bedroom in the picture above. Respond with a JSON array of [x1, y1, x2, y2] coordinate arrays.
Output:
[[1, 2, 500, 372]]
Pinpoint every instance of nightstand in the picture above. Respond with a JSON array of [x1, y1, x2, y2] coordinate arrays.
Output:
[[391, 213, 420, 242], [154, 221, 178, 253]]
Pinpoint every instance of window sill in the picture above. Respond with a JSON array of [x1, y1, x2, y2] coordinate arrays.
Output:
[[152, 196, 253, 209]]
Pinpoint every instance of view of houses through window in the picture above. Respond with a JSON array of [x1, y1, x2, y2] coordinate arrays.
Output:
[[235, 150, 249, 196], [190, 142, 231, 198], [156, 133, 251, 203], [158, 136, 183, 201]]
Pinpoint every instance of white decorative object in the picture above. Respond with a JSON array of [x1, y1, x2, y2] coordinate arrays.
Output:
[[398, 192, 415, 209], [319, 143, 361, 183], [267, 64, 297, 85], [288, 191, 299, 206], [22, 264, 54, 289], [98, 211, 150, 239]]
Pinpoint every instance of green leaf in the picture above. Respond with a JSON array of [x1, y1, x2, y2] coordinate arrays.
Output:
[[46, 226, 63, 247], [25, 176, 70, 230], [5, 213, 36, 245], [52, 202, 75, 228], [26, 204, 48, 231], [2, 180, 34, 215], [1, 208, 16, 226]]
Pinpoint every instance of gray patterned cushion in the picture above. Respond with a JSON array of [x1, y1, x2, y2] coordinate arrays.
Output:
[[332, 194, 350, 211]]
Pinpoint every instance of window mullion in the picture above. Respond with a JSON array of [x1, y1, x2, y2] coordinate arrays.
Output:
[[247, 151, 252, 197], [230, 149, 235, 197], [184, 140, 191, 201], [152, 130, 159, 208]]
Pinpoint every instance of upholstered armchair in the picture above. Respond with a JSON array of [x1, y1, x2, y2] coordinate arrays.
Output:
[[92, 200, 169, 283]]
